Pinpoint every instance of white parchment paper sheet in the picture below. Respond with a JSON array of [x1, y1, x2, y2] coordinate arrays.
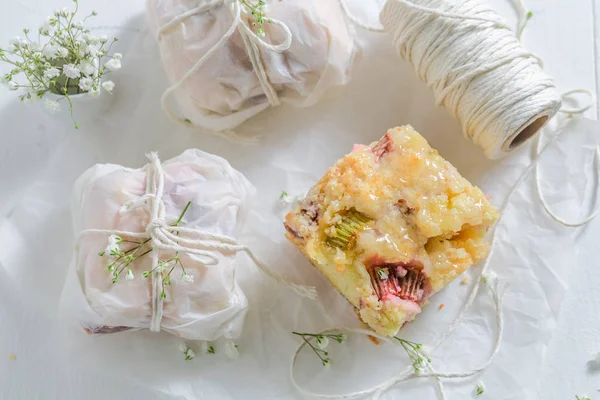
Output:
[[0, 1, 598, 399]]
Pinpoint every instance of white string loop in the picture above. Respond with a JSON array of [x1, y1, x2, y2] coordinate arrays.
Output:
[[77, 152, 316, 333], [337, 0, 385, 32], [156, 0, 292, 140], [380, 0, 562, 159], [534, 90, 600, 227]]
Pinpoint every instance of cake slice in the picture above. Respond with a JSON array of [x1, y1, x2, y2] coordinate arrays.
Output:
[[284, 126, 499, 336]]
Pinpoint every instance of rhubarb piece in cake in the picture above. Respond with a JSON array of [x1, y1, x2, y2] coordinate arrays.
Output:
[[284, 126, 499, 336]]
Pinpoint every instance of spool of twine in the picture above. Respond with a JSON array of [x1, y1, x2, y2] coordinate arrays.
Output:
[[380, 0, 562, 159]]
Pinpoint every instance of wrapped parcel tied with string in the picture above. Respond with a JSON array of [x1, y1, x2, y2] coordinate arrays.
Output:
[[146, 0, 358, 136], [60, 149, 315, 340]]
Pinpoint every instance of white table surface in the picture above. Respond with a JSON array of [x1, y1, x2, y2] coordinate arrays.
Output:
[[1, 0, 599, 399]]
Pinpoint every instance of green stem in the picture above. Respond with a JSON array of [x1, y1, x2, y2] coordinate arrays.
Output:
[[133, 248, 153, 260], [165, 265, 175, 279], [121, 239, 142, 245], [177, 258, 187, 275], [300, 336, 329, 365], [102, 38, 118, 58], [292, 332, 341, 341], [174, 201, 192, 226], [63, 85, 78, 129]]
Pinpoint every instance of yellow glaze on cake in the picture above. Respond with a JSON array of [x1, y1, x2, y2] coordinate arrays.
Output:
[[285, 126, 499, 336]]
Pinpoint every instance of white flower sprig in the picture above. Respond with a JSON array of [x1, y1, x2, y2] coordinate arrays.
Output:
[[0, 0, 122, 128], [200, 341, 216, 355], [393, 337, 431, 374], [179, 343, 196, 361], [141, 201, 194, 299], [224, 342, 240, 359], [98, 234, 152, 283], [292, 332, 347, 367], [475, 381, 486, 396], [240, 0, 270, 37], [294, 331, 431, 373], [98, 201, 195, 298]]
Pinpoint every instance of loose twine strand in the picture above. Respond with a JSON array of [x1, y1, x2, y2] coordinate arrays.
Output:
[[77, 153, 316, 332]]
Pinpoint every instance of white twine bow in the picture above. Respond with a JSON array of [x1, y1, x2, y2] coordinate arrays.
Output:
[[78, 152, 316, 333], [156, 0, 292, 141]]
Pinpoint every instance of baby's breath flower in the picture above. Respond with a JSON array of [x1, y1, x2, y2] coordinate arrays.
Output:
[[105, 234, 122, 256], [86, 44, 99, 57], [105, 58, 121, 72], [476, 381, 486, 396], [29, 42, 42, 52], [42, 45, 58, 59], [200, 341, 215, 355], [7, 82, 18, 91], [78, 60, 96, 76], [44, 67, 60, 80], [316, 336, 329, 350], [179, 343, 196, 360], [44, 99, 60, 114], [88, 87, 101, 97], [78, 77, 94, 92], [182, 273, 194, 284], [482, 271, 498, 286], [377, 268, 389, 280], [62, 63, 81, 79], [156, 261, 167, 273], [101, 80, 115, 94], [77, 41, 88, 57], [40, 20, 53, 35], [185, 348, 196, 360], [112, 52, 123, 60], [73, 21, 84, 30], [56, 47, 69, 58], [126, 269, 134, 281], [279, 191, 292, 205], [9, 37, 22, 48], [224, 342, 240, 359], [99, 34, 108, 43]]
